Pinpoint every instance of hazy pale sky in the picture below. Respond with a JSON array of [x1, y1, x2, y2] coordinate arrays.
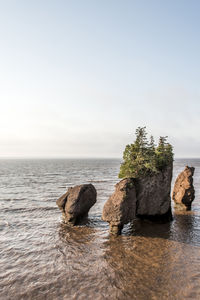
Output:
[[0, 0, 200, 158]]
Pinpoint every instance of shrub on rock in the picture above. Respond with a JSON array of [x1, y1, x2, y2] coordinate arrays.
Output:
[[119, 127, 173, 179]]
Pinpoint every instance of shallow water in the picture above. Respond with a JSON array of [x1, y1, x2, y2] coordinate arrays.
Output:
[[0, 158, 200, 300]]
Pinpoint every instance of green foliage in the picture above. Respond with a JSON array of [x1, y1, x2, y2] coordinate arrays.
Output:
[[119, 127, 174, 179]]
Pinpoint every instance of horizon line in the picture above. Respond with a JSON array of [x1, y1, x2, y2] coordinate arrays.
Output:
[[0, 156, 199, 160]]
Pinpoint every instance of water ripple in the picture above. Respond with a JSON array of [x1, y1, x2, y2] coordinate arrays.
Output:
[[0, 158, 200, 299]]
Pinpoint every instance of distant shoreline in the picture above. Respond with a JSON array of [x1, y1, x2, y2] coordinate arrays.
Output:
[[0, 157, 200, 160]]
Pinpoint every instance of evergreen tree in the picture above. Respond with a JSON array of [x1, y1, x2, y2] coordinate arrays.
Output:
[[119, 128, 173, 179]]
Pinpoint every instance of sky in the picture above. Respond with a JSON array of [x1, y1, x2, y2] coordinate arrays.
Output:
[[0, 0, 200, 158]]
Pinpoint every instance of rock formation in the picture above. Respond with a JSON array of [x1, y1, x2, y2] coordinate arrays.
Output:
[[172, 166, 195, 210], [102, 178, 137, 234], [102, 164, 173, 235], [56, 184, 97, 225], [136, 164, 173, 221]]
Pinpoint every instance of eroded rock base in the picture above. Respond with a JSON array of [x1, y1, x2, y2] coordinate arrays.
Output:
[[137, 207, 173, 223], [109, 224, 124, 235]]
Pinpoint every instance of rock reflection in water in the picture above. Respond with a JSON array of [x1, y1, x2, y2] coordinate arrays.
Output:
[[171, 212, 199, 246], [55, 223, 110, 300], [103, 216, 200, 299], [54, 216, 200, 300]]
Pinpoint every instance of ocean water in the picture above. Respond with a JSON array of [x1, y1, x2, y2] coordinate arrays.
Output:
[[0, 158, 200, 300]]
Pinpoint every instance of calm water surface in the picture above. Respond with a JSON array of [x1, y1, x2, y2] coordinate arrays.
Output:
[[0, 159, 200, 300]]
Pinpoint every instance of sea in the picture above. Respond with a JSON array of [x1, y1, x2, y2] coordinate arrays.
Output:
[[0, 158, 200, 300]]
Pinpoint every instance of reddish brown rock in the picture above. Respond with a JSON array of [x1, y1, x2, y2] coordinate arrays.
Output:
[[172, 166, 195, 210], [56, 184, 97, 224], [102, 178, 137, 235]]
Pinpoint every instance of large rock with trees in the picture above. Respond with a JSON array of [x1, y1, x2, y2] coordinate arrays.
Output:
[[135, 163, 172, 220], [172, 166, 195, 210], [102, 127, 174, 234], [56, 184, 97, 225]]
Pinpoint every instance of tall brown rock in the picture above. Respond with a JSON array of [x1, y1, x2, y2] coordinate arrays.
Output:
[[172, 166, 195, 210], [102, 178, 137, 234], [136, 164, 173, 220]]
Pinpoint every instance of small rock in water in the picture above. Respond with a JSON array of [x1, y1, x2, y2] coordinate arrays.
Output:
[[56, 184, 97, 225], [102, 178, 137, 235], [172, 166, 195, 210]]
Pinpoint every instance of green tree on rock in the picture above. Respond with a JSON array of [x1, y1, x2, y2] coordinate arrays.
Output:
[[119, 127, 173, 179]]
